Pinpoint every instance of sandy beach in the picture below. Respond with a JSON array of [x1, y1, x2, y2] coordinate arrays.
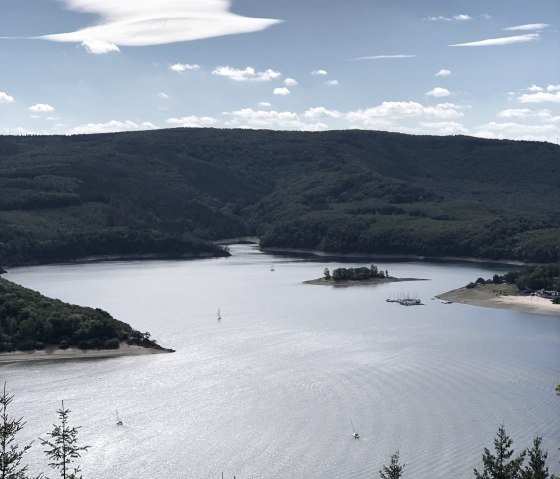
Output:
[[0, 342, 173, 364], [437, 284, 560, 316]]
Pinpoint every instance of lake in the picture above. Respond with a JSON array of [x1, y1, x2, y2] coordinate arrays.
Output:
[[2, 244, 559, 478]]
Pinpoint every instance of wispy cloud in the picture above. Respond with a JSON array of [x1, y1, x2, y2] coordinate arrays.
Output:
[[450, 33, 539, 47], [273, 87, 290, 96], [170, 63, 200, 72], [426, 87, 451, 98], [325, 80, 339, 86], [311, 69, 328, 76], [304, 107, 341, 119], [81, 39, 120, 54], [212, 66, 280, 82], [257, 102, 272, 107], [0, 91, 15, 104], [284, 78, 298, 87], [435, 69, 451, 77], [350, 54, 416, 61], [71, 120, 157, 134], [498, 108, 560, 121], [504, 23, 549, 31], [38, 0, 280, 52], [426, 14, 472, 22], [158, 92, 170, 100], [518, 91, 560, 103], [223, 108, 327, 131], [29, 103, 55, 113], [166, 116, 219, 128]]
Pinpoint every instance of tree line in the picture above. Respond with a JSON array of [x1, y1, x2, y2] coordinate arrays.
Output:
[[323, 264, 389, 281]]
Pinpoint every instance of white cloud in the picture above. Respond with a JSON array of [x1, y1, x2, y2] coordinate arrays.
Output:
[[29, 103, 55, 113], [518, 91, 560, 103], [547, 84, 560, 92], [273, 87, 290, 96], [284, 78, 298, 87], [46, 116, 61, 121], [257, 102, 272, 107], [504, 23, 549, 31], [223, 108, 327, 131], [498, 108, 560, 122], [39, 0, 280, 49], [158, 92, 170, 100], [304, 107, 341, 119], [166, 116, 219, 128], [346, 101, 465, 129], [435, 69, 451, 77], [81, 39, 120, 54], [170, 63, 200, 72], [0, 92, 15, 104], [476, 121, 558, 135], [70, 120, 157, 134], [350, 54, 416, 61], [212, 66, 280, 82], [311, 69, 328, 76], [426, 87, 451, 98], [527, 84, 543, 92], [325, 80, 339, 86], [450, 33, 539, 47], [426, 14, 471, 21], [418, 121, 468, 134]]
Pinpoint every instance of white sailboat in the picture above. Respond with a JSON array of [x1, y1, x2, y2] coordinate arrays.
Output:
[[350, 418, 359, 439], [116, 410, 123, 426], [217, 308, 221, 321], [270, 264, 275, 272]]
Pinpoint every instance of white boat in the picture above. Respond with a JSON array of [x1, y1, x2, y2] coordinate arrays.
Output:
[[270, 264, 275, 272], [116, 410, 123, 426], [351, 418, 359, 439], [217, 308, 221, 320]]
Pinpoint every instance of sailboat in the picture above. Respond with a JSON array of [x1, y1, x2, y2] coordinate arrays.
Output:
[[217, 308, 221, 321], [350, 418, 359, 439], [270, 264, 275, 272], [116, 410, 123, 426]]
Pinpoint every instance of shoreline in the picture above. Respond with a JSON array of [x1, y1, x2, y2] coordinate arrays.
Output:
[[0, 342, 174, 364], [304, 277, 427, 286], [260, 246, 531, 267], [437, 284, 560, 316]]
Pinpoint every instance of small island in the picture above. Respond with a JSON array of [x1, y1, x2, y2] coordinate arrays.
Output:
[[0, 276, 174, 362], [305, 265, 424, 286], [437, 264, 560, 316]]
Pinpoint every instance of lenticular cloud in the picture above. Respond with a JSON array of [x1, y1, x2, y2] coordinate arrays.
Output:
[[39, 0, 280, 50]]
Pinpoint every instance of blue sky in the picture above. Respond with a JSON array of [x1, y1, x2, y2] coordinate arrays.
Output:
[[1, 0, 559, 142]]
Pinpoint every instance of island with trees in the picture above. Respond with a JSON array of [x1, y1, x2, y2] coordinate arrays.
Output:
[[305, 264, 424, 286], [0, 276, 173, 360], [437, 263, 560, 315]]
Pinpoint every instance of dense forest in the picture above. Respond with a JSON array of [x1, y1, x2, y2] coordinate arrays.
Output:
[[0, 128, 559, 266], [0, 276, 165, 352]]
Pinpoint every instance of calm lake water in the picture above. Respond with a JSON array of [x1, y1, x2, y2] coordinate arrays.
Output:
[[2, 244, 559, 479]]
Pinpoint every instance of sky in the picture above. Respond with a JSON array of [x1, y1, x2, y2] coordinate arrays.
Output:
[[0, 0, 559, 142]]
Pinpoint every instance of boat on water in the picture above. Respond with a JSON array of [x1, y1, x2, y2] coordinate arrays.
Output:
[[351, 418, 359, 439], [116, 410, 123, 426], [217, 308, 221, 320], [270, 264, 275, 272]]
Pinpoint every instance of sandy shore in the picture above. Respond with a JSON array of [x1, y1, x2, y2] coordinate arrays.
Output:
[[437, 284, 560, 316], [304, 277, 426, 286], [0, 342, 174, 364]]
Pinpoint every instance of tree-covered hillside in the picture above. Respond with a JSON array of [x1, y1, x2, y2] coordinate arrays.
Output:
[[0, 277, 164, 352], [0, 128, 558, 265]]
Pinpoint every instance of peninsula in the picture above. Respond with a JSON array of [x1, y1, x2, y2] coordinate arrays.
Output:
[[0, 276, 174, 361]]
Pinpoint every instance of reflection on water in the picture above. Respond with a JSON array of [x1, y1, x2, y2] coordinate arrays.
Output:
[[2, 245, 559, 479]]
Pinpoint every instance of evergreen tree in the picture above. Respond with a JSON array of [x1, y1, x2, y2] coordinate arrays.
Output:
[[40, 402, 89, 479], [0, 384, 35, 479], [474, 426, 526, 479], [380, 452, 405, 479], [522, 437, 549, 479]]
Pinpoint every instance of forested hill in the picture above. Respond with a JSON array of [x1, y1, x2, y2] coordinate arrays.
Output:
[[0, 128, 559, 266]]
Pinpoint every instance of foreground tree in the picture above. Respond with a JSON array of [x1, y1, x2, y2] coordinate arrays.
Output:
[[522, 437, 549, 479], [0, 384, 35, 479], [474, 426, 526, 479], [380, 452, 405, 479], [40, 402, 89, 479]]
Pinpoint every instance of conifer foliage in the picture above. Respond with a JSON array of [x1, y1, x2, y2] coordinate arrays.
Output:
[[474, 425, 526, 479], [0, 383, 35, 479], [40, 402, 89, 479], [380, 452, 405, 479], [522, 437, 549, 479]]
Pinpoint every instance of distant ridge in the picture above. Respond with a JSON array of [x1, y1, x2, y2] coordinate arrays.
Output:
[[0, 128, 558, 265]]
